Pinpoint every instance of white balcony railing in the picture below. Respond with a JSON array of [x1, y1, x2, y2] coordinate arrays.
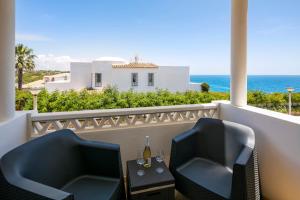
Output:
[[30, 103, 218, 137]]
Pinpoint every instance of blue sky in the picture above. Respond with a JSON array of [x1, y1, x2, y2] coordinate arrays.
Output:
[[16, 0, 300, 74]]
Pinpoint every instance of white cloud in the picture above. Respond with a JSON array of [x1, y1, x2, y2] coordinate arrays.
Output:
[[35, 54, 88, 71], [16, 33, 52, 42]]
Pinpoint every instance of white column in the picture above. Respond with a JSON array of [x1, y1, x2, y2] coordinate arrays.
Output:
[[230, 0, 248, 107], [0, 0, 15, 122]]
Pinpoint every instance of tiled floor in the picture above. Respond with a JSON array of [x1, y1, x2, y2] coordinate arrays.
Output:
[[176, 191, 189, 200]]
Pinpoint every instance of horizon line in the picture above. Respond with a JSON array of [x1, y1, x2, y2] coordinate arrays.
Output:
[[190, 74, 300, 76]]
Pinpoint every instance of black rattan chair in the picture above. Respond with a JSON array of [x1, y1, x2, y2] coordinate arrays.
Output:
[[169, 118, 260, 200], [0, 129, 125, 200]]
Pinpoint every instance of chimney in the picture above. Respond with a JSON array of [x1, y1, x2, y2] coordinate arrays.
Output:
[[134, 55, 139, 63]]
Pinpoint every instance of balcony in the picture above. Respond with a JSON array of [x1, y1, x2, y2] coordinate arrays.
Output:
[[1, 0, 300, 200], [30, 103, 218, 166], [2, 102, 300, 199]]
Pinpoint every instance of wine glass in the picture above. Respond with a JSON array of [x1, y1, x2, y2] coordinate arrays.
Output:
[[155, 149, 165, 163], [136, 150, 145, 176], [155, 149, 165, 174], [136, 150, 145, 166]]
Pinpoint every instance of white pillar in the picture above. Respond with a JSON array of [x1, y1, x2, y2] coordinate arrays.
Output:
[[230, 0, 248, 107], [0, 0, 15, 122]]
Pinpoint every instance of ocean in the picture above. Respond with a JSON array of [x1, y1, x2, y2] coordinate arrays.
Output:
[[190, 75, 300, 93]]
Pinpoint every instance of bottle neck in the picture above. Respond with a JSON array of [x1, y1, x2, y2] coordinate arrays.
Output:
[[145, 136, 150, 147]]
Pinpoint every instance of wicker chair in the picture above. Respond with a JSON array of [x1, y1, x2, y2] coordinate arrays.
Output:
[[0, 129, 125, 200], [169, 118, 260, 200]]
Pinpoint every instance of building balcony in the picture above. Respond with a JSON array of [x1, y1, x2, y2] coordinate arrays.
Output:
[[1, 102, 300, 199], [1, 0, 300, 199]]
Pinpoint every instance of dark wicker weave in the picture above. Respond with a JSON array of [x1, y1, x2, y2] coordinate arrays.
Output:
[[0, 129, 125, 200], [169, 118, 260, 200]]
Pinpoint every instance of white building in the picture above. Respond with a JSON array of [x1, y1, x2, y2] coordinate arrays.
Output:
[[45, 57, 200, 92], [44, 73, 70, 83]]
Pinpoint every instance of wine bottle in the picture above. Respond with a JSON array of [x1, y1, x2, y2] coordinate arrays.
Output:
[[143, 136, 151, 168]]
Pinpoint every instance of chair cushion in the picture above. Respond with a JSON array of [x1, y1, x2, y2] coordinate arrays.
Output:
[[177, 157, 232, 199], [62, 175, 120, 200]]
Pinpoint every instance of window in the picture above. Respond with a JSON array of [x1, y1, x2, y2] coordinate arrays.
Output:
[[95, 73, 102, 87], [131, 73, 138, 86], [148, 73, 154, 86]]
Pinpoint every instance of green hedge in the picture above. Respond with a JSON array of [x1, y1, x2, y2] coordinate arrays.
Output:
[[15, 88, 300, 113]]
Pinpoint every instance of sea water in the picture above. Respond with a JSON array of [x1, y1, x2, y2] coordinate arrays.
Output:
[[190, 75, 300, 93]]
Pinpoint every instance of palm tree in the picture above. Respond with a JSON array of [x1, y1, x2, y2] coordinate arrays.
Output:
[[15, 44, 36, 90]]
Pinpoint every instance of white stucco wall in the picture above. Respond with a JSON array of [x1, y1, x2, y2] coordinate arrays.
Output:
[[218, 101, 300, 200], [157, 66, 190, 92], [92, 61, 113, 89], [45, 81, 74, 92], [110, 68, 159, 92], [0, 112, 28, 157], [78, 122, 194, 171], [189, 82, 201, 91], [45, 60, 192, 92], [44, 74, 70, 83], [70, 62, 92, 89], [45, 62, 92, 91]]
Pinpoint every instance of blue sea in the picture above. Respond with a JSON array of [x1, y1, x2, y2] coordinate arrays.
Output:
[[190, 75, 300, 93]]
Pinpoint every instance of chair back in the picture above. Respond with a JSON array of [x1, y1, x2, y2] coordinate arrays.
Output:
[[194, 118, 255, 169], [0, 129, 83, 188]]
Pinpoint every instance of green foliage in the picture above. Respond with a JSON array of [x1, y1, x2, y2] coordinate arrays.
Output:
[[15, 44, 37, 90], [15, 44, 36, 71], [15, 87, 228, 112], [15, 88, 300, 115], [247, 91, 288, 112], [15, 90, 33, 110], [201, 82, 210, 92]]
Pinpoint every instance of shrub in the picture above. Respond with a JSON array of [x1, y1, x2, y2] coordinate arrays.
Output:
[[16, 90, 33, 110], [201, 83, 210, 92], [15, 87, 299, 115]]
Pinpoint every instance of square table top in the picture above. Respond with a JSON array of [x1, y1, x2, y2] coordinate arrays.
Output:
[[127, 157, 175, 192]]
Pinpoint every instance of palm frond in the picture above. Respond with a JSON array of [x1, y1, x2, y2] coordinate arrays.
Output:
[[15, 44, 36, 71]]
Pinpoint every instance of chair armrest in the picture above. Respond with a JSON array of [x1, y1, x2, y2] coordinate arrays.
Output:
[[235, 146, 253, 167], [169, 128, 198, 173], [79, 140, 123, 179], [1, 174, 73, 200], [231, 146, 259, 199]]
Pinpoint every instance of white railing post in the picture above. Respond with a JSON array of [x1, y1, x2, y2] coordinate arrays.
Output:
[[230, 0, 248, 107], [0, 0, 15, 122]]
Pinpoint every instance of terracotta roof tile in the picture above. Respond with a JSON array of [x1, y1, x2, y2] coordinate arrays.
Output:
[[112, 62, 158, 68]]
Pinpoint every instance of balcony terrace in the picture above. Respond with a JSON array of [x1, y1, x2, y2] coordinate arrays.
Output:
[[1, 0, 300, 200]]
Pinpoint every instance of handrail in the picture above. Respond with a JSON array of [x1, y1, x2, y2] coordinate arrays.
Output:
[[30, 103, 218, 136]]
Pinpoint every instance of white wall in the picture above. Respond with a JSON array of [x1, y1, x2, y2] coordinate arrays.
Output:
[[158, 66, 190, 92], [110, 66, 190, 92], [45, 61, 193, 92], [92, 61, 113, 89], [189, 82, 201, 91], [111, 68, 158, 92], [45, 62, 92, 91], [78, 122, 194, 171], [0, 112, 28, 157], [219, 101, 300, 200], [45, 81, 73, 92], [70, 62, 92, 89], [51, 74, 69, 82]]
